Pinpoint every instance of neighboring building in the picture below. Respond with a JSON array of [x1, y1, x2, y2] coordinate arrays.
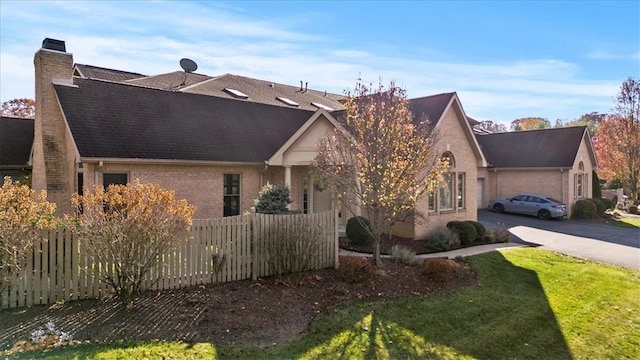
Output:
[[0, 116, 33, 182], [476, 126, 598, 217], [25, 37, 598, 238]]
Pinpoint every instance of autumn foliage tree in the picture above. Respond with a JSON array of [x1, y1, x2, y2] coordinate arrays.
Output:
[[510, 117, 551, 131], [594, 77, 640, 199], [0, 177, 56, 297], [314, 80, 441, 266], [1, 98, 35, 118], [70, 180, 196, 309]]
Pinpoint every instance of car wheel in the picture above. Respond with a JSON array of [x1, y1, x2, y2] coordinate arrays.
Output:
[[492, 204, 504, 213], [538, 209, 551, 220]]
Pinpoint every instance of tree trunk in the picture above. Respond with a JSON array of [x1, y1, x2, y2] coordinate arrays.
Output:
[[373, 238, 382, 266]]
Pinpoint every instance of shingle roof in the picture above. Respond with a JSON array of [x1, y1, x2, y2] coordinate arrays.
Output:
[[54, 78, 316, 163], [0, 117, 34, 167], [74, 64, 146, 82], [476, 126, 588, 168], [409, 92, 456, 126], [127, 71, 213, 90], [180, 73, 345, 112]]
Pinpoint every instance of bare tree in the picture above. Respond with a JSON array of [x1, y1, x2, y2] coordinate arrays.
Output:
[[314, 80, 442, 266]]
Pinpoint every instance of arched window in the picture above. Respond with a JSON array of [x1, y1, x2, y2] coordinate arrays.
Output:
[[575, 161, 587, 198], [441, 152, 455, 168], [429, 151, 466, 213]]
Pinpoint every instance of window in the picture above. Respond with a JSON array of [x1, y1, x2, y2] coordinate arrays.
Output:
[[428, 192, 436, 212], [429, 152, 468, 213], [77, 173, 84, 195], [575, 161, 587, 198], [457, 173, 465, 209], [302, 177, 309, 214], [103, 173, 128, 189], [439, 173, 454, 211], [441, 151, 455, 168], [576, 175, 583, 197], [224, 174, 241, 217]]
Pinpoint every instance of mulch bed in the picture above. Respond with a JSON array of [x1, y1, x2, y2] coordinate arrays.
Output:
[[0, 255, 478, 354]]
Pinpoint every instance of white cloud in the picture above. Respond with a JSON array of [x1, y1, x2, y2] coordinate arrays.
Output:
[[0, 1, 629, 125]]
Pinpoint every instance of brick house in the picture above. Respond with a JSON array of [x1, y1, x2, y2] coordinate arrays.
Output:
[[29, 37, 488, 238], [26, 37, 597, 238]]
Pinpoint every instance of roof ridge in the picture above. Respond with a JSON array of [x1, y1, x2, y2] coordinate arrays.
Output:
[[409, 92, 457, 101], [75, 63, 146, 77]]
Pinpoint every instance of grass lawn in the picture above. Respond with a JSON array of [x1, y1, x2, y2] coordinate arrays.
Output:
[[618, 216, 640, 228], [10, 248, 640, 359]]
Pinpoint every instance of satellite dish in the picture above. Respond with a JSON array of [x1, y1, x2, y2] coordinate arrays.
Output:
[[180, 58, 197, 73]]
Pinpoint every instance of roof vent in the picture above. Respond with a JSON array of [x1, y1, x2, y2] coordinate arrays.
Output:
[[42, 38, 66, 52]]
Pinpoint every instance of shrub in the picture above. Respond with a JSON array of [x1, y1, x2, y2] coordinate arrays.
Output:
[[339, 256, 373, 283], [600, 197, 614, 210], [0, 177, 56, 296], [422, 258, 453, 282], [262, 217, 325, 285], [592, 171, 602, 198], [587, 198, 605, 216], [390, 245, 417, 265], [426, 226, 460, 251], [254, 183, 292, 214], [70, 180, 196, 309], [446, 221, 477, 245], [630, 205, 638, 215], [490, 222, 511, 243], [346, 216, 374, 245], [572, 199, 597, 219], [465, 220, 486, 242]]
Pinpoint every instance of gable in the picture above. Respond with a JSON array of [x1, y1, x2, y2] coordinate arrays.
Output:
[[54, 78, 315, 163], [477, 126, 589, 168], [0, 117, 34, 166], [268, 111, 338, 166]]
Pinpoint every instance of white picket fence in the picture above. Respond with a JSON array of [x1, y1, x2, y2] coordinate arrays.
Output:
[[1, 210, 338, 309]]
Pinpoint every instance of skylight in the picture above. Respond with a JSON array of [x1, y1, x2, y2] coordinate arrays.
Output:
[[276, 96, 299, 107], [311, 102, 333, 111], [224, 88, 249, 99]]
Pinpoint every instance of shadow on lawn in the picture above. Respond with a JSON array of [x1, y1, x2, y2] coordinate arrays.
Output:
[[269, 251, 572, 360]]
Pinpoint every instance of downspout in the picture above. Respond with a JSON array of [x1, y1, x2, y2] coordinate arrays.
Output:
[[494, 169, 499, 198], [560, 168, 564, 204]]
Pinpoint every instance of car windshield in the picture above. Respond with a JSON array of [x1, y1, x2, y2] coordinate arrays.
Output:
[[545, 197, 563, 204]]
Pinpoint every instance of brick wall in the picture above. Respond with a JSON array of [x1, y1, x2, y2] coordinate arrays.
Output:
[[33, 45, 75, 214]]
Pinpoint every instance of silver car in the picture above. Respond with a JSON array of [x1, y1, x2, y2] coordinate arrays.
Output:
[[488, 194, 567, 220]]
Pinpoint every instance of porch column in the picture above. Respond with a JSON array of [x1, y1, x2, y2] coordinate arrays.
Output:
[[284, 166, 292, 188], [285, 166, 292, 209]]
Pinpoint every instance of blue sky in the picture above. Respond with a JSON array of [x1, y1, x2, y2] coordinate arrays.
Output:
[[1, 1, 638, 125]]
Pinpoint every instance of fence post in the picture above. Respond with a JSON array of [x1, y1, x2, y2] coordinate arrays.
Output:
[[251, 212, 259, 280], [334, 209, 339, 269]]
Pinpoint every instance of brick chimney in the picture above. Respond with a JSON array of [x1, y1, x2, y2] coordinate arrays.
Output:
[[33, 38, 75, 214]]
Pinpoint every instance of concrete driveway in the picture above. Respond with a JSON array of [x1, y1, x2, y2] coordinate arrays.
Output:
[[477, 209, 640, 269]]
